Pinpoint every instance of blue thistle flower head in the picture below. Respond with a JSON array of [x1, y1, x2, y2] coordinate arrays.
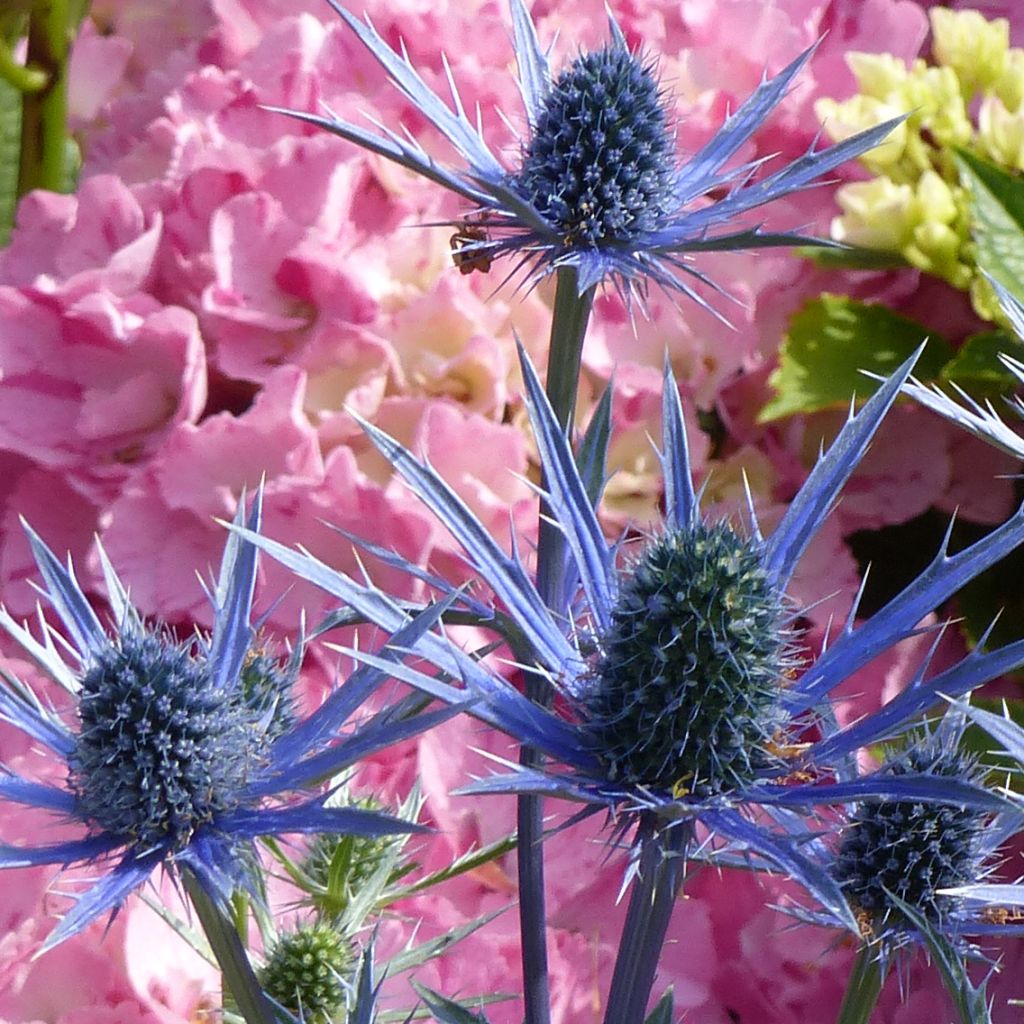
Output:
[[269, 0, 904, 301], [583, 520, 793, 796], [0, 493, 461, 952], [783, 713, 1024, 1015], [236, 345, 1024, 927], [69, 626, 268, 852], [515, 43, 675, 249], [833, 733, 993, 949]]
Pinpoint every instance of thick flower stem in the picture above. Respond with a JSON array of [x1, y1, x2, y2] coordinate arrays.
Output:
[[518, 266, 595, 1024], [603, 817, 691, 1024], [836, 945, 886, 1024], [535, 267, 596, 607], [17, 0, 72, 196], [183, 871, 279, 1024]]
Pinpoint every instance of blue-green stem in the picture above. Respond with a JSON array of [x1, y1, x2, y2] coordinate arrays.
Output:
[[603, 817, 691, 1024], [18, 0, 71, 195], [182, 870, 278, 1024], [835, 944, 886, 1024], [518, 266, 595, 1024]]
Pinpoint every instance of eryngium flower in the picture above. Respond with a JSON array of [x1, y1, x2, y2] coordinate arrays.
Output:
[[261, 921, 352, 1024], [834, 737, 994, 948], [792, 716, 1024, 1008], [237, 348, 1024, 925], [269, 0, 902, 300], [0, 496, 453, 952]]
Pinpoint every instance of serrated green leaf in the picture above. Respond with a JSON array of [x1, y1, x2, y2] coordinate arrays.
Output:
[[386, 908, 510, 976], [957, 149, 1024, 306], [887, 894, 992, 1024], [644, 988, 675, 1024], [940, 331, 1024, 396], [410, 982, 492, 1024], [760, 295, 953, 421], [797, 244, 910, 270], [390, 832, 517, 900]]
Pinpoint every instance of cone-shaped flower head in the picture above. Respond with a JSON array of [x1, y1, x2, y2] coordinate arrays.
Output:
[[69, 628, 268, 852], [516, 44, 675, 249], [790, 718, 1024, 1017], [584, 521, 791, 796], [0, 495, 458, 951], [270, 0, 903, 299], [834, 739, 991, 944], [261, 921, 352, 1024], [236, 346, 1024, 925]]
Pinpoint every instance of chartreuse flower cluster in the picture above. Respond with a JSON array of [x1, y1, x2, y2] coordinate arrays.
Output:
[[0, 494, 458, 954], [270, 0, 900, 303], [817, 8, 1024, 317], [236, 344, 1024, 945]]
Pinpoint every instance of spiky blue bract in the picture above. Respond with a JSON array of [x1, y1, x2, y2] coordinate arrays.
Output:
[[903, 276, 1024, 458], [0, 493, 443, 951], [238, 344, 1024, 933], [268, 0, 903, 302]]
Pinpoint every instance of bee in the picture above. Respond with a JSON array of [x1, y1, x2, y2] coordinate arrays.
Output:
[[981, 906, 1024, 925], [450, 214, 494, 275]]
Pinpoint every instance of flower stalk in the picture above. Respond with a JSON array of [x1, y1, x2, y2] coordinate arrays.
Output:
[[835, 945, 886, 1024], [519, 268, 595, 1024], [18, 0, 73, 195], [603, 817, 691, 1024], [182, 870, 279, 1024]]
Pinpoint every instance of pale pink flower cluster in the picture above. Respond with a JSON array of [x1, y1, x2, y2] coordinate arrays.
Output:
[[2, 0, 1023, 1021]]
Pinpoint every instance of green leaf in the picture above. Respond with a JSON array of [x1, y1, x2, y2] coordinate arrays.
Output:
[[410, 982, 493, 1024], [386, 909, 511, 976], [389, 832, 517, 900], [887, 894, 992, 1024], [760, 294, 953, 421], [797, 244, 910, 270], [957, 148, 1024, 305], [940, 330, 1024, 396], [644, 988, 675, 1024]]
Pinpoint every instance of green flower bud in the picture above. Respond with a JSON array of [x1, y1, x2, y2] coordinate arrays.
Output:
[[978, 95, 1024, 170], [830, 178, 917, 251], [261, 923, 351, 1024], [994, 48, 1024, 112], [930, 8, 1009, 98], [847, 52, 911, 101]]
